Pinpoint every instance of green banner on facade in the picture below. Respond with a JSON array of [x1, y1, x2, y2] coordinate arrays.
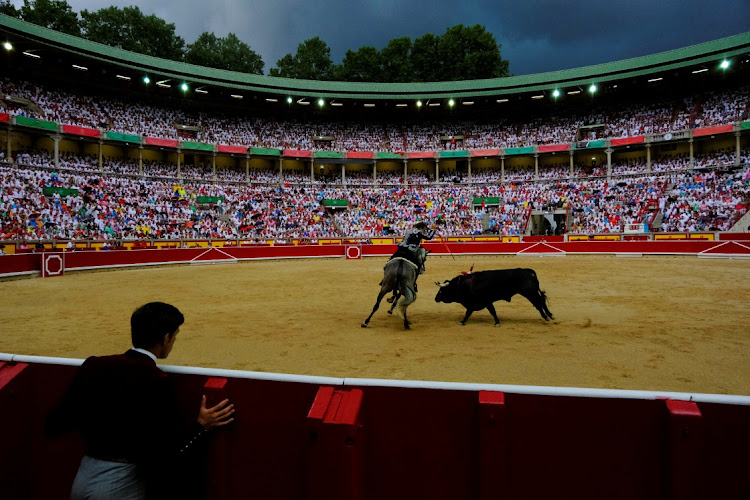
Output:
[[504, 147, 534, 155], [375, 152, 406, 160], [105, 131, 141, 143], [314, 151, 345, 159], [251, 147, 281, 156], [473, 197, 500, 205], [322, 199, 348, 207], [439, 150, 468, 158], [182, 141, 213, 151], [43, 187, 79, 197], [15, 116, 57, 131], [196, 196, 224, 204]]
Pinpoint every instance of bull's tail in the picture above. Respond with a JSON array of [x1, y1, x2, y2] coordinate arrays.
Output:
[[522, 287, 554, 321]]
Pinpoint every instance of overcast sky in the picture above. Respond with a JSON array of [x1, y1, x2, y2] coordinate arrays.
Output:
[[10, 0, 750, 75]]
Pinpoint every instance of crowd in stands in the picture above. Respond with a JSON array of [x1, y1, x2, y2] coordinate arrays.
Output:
[[2, 74, 749, 242], [2, 76, 749, 153]]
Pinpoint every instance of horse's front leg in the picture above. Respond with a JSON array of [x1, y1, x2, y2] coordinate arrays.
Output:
[[362, 290, 388, 327]]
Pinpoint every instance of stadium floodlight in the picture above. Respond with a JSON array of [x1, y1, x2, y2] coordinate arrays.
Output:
[[3, 42, 12, 51], [692, 68, 708, 74], [448, 99, 455, 107], [719, 59, 730, 70], [116, 74, 131, 80], [588, 84, 598, 94], [266, 97, 278, 102], [462, 101, 474, 105], [647, 77, 663, 83], [195, 88, 208, 94], [72, 64, 88, 71], [496, 98, 508, 103], [552, 89, 561, 98], [23, 51, 40, 59], [287, 96, 293, 104], [416, 100, 423, 107], [180, 83, 189, 92], [142, 76, 151, 85], [230, 94, 243, 99], [531, 95, 544, 100], [318, 98, 325, 107]]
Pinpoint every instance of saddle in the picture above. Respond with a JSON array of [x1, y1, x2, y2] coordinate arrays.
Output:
[[388, 246, 421, 269]]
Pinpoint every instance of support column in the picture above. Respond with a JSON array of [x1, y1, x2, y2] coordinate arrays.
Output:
[[53, 134, 60, 169], [138, 144, 143, 175], [534, 152, 539, 180], [569, 150, 574, 178], [646, 144, 652, 173], [98, 138, 103, 172], [310, 159, 315, 182], [212, 151, 217, 181], [435, 158, 440, 184], [5, 125, 11, 161], [467, 157, 472, 184], [176, 148, 181, 179], [373, 160, 377, 184], [403, 159, 408, 186], [689, 137, 694, 170], [342, 164, 346, 186], [736, 131, 741, 166], [245, 154, 250, 184], [606, 147, 612, 179], [279, 157, 284, 185], [501, 156, 505, 183]]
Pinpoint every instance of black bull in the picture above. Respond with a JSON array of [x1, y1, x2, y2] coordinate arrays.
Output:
[[434, 268, 554, 326]]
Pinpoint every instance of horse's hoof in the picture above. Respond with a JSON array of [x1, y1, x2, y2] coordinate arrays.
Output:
[[460, 321, 466, 326], [494, 323, 500, 327], [404, 324, 411, 330], [387, 311, 392, 315], [360, 323, 367, 328]]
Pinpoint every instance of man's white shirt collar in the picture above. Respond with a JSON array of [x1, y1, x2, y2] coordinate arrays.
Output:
[[131, 348, 157, 363]]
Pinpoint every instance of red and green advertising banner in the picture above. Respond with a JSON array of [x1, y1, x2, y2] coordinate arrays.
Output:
[[0, 113, 9, 123], [538, 143, 569, 153], [440, 150, 468, 158], [611, 136, 645, 146], [218, 145, 246, 154], [693, 124, 733, 137], [251, 147, 281, 156], [145, 137, 179, 148], [182, 141, 213, 151], [15, 115, 57, 131], [408, 151, 435, 159], [471, 149, 500, 157], [283, 149, 312, 158], [347, 151, 374, 159], [62, 124, 100, 138]]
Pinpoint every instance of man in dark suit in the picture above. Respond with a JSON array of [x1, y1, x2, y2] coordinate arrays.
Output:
[[45, 302, 235, 499]]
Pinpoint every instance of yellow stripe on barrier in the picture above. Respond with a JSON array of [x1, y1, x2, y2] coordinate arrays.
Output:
[[689, 233, 714, 240]]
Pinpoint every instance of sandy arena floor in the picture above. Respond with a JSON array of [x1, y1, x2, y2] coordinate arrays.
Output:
[[1, 255, 748, 395]]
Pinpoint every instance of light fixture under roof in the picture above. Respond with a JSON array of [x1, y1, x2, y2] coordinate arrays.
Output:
[[116, 74, 131, 80], [23, 51, 40, 59], [692, 68, 708, 74], [265, 97, 278, 102], [396, 103, 408, 107], [195, 88, 208, 94], [647, 77, 663, 83], [156, 81, 171, 88], [567, 90, 581, 95], [363, 103, 375, 107], [331, 102, 343, 107], [230, 94, 243, 99], [496, 98, 508, 103], [428, 102, 440, 107], [72, 64, 88, 71], [462, 101, 474, 105], [297, 99, 310, 105], [531, 95, 544, 99]]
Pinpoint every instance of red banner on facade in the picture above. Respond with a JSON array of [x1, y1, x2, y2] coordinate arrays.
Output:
[[346, 151, 374, 159], [218, 145, 246, 154], [611, 136, 645, 146], [471, 149, 500, 157], [145, 137, 179, 148], [0, 113, 9, 123], [693, 124, 733, 137], [538, 144, 569, 153], [408, 152, 435, 159], [283, 149, 312, 158], [61, 124, 100, 138]]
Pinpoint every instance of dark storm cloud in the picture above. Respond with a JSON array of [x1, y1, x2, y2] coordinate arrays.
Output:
[[12, 0, 750, 75]]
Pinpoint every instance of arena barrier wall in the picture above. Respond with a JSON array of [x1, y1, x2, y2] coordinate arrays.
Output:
[[0, 353, 748, 500], [4, 239, 750, 278]]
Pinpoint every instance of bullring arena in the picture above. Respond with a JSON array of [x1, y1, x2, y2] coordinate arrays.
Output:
[[2, 252, 750, 396]]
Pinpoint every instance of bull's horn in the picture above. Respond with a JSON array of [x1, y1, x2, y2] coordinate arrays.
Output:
[[435, 281, 450, 288]]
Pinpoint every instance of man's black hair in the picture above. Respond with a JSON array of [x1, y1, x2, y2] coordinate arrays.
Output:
[[131, 302, 184, 349]]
